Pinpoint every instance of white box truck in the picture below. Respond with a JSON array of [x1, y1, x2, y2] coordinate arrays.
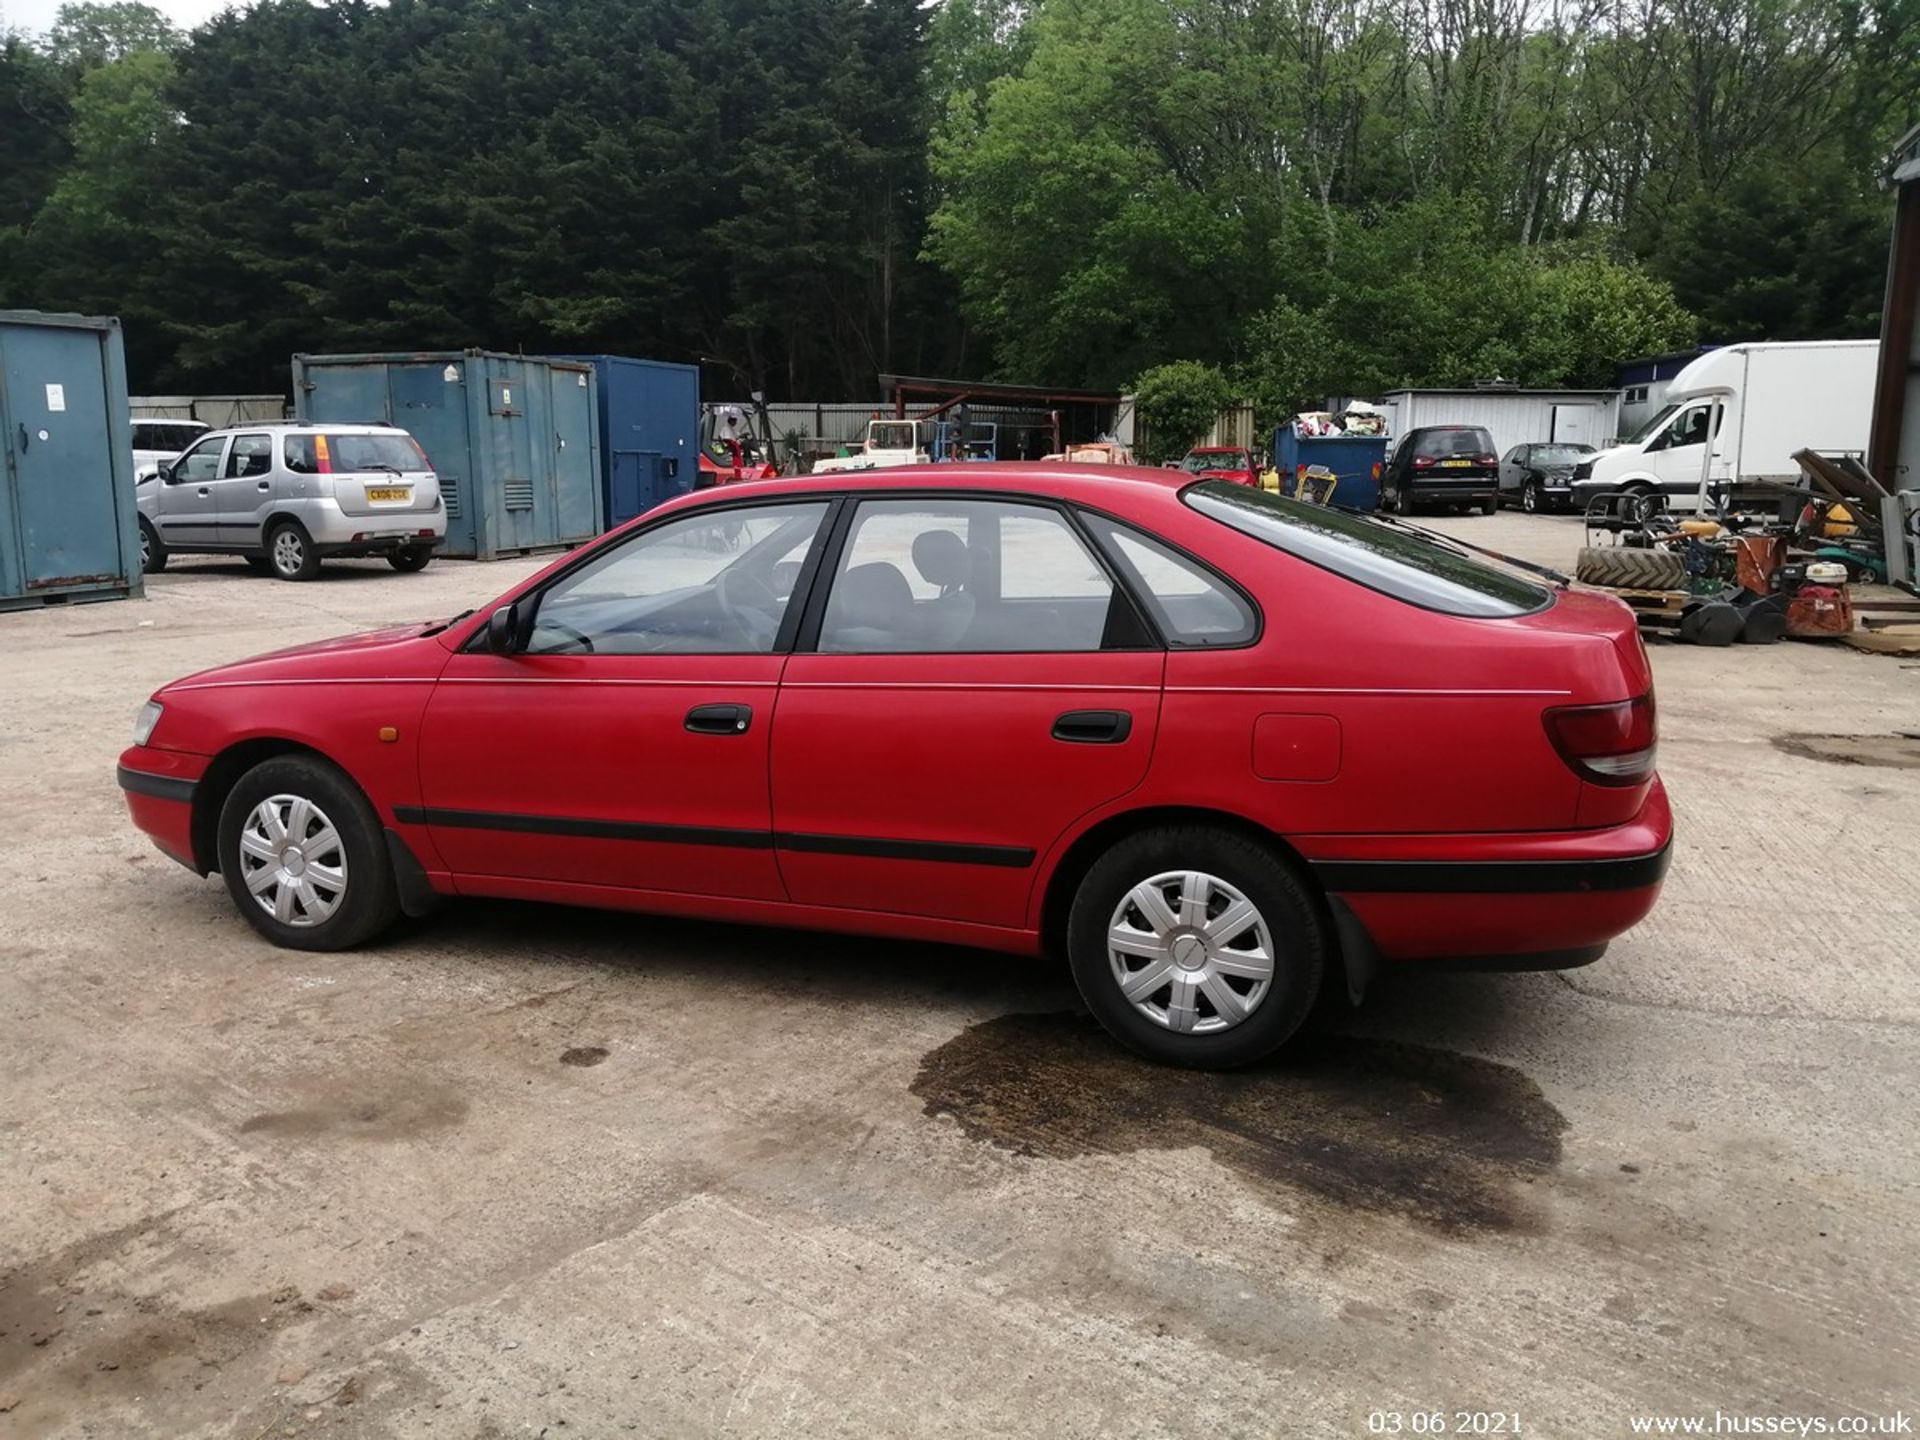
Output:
[[1571, 340, 1878, 511]]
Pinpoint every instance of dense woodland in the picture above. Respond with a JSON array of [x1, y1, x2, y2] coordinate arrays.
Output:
[[0, 0, 1912, 420]]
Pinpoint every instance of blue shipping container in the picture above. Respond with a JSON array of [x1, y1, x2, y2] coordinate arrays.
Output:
[[291, 350, 602, 559], [560, 355, 699, 527], [1272, 426, 1389, 511], [0, 310, 142, 609]]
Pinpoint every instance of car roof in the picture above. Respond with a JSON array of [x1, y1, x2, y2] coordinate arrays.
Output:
[[664, 462, 1193, 512], [1189, 445, 1247, 453], [194, 421, 408, 438]]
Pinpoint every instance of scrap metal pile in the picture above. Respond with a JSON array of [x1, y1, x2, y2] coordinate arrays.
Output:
[[1570, 454, 1902, 646]]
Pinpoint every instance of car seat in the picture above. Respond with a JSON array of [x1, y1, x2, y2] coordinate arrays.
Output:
[[910, 529, 976, 647], [822, 561, 914, 651]]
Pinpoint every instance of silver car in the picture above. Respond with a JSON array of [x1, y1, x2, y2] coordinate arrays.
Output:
[[137, 423, 445, 580]]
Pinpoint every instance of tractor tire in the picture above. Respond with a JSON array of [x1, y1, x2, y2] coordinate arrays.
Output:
[[1575, 545, 1687, 591]]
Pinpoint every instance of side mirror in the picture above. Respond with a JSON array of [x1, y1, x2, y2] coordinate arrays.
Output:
[[486, 603, 524, 655], [157, 462, 175, 484]]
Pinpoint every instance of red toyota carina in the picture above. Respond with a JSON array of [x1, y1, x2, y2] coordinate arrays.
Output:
[[118, 465, 1670, 1067]]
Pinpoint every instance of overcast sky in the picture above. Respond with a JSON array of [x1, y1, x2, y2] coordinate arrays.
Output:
[[2, 0, 236, 39]]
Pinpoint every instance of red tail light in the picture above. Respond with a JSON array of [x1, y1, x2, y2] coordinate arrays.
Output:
[[1544, 694, 1657, 786], [1477, 453, 1497, 465], [1413, 456, 1434, 468]]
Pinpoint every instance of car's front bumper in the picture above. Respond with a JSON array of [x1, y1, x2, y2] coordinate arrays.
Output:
[[117, 746, 212, 871], [1299, 778, 1673, 966]]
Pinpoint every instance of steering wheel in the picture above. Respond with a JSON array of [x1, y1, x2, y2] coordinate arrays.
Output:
[[716, 565, 780, 646], [536, 620, 596, 654]]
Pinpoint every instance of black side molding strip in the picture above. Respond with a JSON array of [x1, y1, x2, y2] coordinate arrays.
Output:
[[392, 805, 771, 851], [390, 805, 1035, 869], [117, 766, 198, 803], [774, 831, 1034, 869], [1312, 841, 1671, 895]]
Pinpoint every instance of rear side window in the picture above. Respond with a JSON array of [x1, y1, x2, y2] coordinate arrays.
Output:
[[1185, 481, 1549, 618], [1082, 515, 1256, 647], [285, 432, 429, 474], [1413, 428, 1494, 458]]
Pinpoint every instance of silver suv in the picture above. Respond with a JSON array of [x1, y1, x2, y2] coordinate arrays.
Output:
[[137, 423, 445, 580]]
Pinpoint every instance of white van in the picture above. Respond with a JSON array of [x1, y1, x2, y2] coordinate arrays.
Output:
[[1571, 341, 1878, 512]]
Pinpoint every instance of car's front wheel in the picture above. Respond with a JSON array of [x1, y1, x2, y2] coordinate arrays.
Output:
[[1067, 826, 1326, 1068], [1522, 481, 1543, 513], [217, 755, 399, 951], [138, 517, 167, 574]]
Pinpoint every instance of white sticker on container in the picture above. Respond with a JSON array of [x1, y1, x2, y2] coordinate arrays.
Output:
[[45, 383, 65, 412], [502, 387, 513, 407], [443, 365, 460, 383], [577, 373, 587, 387]]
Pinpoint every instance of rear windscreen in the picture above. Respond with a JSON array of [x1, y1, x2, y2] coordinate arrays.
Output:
[[1413, 429, 1494, 458], [1184, 481, 1550, 617], [1181, 451, 1250, 473], [285, 432, 429, 474]]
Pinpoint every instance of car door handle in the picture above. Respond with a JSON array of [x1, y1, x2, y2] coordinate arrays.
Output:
[[685, 703, 752, 735], [257, 480, 271, 490], [1052, 709, 1132, 744]]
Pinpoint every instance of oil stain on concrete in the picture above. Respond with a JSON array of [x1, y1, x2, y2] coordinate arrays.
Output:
[[238, 1080, 468, 1141], [913, 1013, 1567, 1235], [1773, 732, 1920, 769]]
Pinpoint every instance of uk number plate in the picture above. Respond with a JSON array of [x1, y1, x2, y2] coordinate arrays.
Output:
[[366, 487, 410, 502]]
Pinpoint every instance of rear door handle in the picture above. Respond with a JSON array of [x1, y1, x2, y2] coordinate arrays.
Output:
[[1052, 709, 1131, 744], [257, 481, 271, 490], [685, 703, 752, 735]]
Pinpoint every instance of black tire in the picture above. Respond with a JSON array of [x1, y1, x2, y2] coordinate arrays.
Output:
[[1623, 486, 1660, 524], [138, 517, 167, 574], [1574, 544, 1687, 590], [266, 521, 321, 581], [244, 556, 274, 575], [216, 755, 400, 952], [387, 547, 433, 573], [1066, 826, 1326, 1069], [1479, 496, 1497, 515]]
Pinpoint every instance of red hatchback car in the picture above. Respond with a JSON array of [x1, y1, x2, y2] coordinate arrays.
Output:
[[118, 465, 1670, 1067]]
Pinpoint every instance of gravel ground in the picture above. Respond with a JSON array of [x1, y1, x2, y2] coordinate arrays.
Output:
[[1, 516, 1915, 1439]]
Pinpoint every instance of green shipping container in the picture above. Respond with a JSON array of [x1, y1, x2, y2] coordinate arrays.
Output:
[[292, 350, 602, 559]]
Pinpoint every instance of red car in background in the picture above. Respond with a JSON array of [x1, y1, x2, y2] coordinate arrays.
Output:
[[118, 464, 1670, 1068], [1178, 446, 1258, 486]]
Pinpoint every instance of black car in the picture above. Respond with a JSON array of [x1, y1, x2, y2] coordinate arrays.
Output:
[[1499, 442, 1598, 514], [1380, 426, 1500, 514]]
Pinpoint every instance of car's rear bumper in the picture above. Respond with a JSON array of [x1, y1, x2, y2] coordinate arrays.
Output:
[[117, 746, 211, 871], [314, 532, 444, 559], [1300, 779, 1673, 964]]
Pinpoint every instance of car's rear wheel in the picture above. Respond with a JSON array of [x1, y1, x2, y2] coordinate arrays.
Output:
[[138, 517, 166, 574], [1066, 826, 1325, 1068], [267, 521, 321, 581], [387, 547, 432, 573], [217, 755, 399, 952], [1479, 496, 1497, 515]]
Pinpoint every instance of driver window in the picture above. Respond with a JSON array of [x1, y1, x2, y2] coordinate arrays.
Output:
[[1649, 407, 1710, 452], [526, 502, 828, 655], [173, 436, 226, 483]]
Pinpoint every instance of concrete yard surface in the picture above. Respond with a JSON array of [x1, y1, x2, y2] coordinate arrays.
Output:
[[1, 518, 1916, 1438]]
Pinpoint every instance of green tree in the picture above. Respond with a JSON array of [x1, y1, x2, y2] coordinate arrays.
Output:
[[46, 2, 180, 68], [1133, 360, 1232, 463]]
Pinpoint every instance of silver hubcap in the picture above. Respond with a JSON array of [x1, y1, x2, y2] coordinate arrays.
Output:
[[273, 530, 303, 573], [1107, 870, 1275, 1034], [238, 793, 347, 927], [1523, 486, 1536, 511], [140, 528, 151, 564]]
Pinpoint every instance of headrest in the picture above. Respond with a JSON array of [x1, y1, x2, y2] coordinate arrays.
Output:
[[912, 529, 970, 591], [832, 562, 913, 630]]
